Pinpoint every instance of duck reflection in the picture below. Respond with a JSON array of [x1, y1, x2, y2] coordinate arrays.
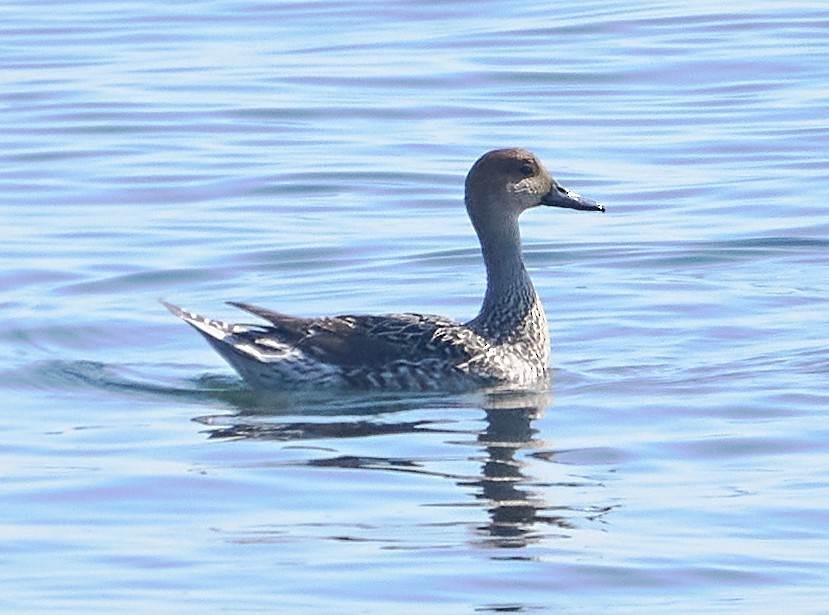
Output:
[[195, 387, 589, 548], [465, 390, 588, 547]]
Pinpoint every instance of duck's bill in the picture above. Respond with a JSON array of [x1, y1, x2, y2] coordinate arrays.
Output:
[[542, 183, 605, 212]]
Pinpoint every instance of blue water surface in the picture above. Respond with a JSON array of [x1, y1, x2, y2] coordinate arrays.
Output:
[[2, 0, 829, 613]]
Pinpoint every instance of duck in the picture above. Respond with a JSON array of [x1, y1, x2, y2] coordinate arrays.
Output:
[[162, 148, 603, 391]]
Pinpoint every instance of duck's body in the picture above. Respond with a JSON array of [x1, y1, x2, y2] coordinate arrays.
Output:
[[164, 148, 603, 392], [162, 300, 547, 391]]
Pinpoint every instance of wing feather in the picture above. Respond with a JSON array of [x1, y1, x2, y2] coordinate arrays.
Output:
[[228, 301, 475, 368]]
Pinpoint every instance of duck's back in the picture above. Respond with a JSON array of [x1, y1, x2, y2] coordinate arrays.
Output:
[[174, 301, 491, 390]]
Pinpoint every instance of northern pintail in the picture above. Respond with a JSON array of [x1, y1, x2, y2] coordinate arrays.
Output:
[[163, 148, 603, 391]]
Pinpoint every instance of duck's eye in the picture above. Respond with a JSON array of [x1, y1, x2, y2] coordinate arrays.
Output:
[[520, 161, 535, 177]]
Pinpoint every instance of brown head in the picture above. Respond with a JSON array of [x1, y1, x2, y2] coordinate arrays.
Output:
[[464, 148, 603, 238]]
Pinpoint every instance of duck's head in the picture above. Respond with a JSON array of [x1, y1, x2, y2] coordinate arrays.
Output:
[[464, 148, 603, 232]]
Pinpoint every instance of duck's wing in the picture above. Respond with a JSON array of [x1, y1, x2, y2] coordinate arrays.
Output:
[[226, 300, 472, 369], [163, 300, 478, 370]]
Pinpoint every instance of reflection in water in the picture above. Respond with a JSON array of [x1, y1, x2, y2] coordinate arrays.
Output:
[[195, 387, 610, 548], [9, 358, 615, 552], [471, 396, 559, 548], [9, 359, 611, 547]]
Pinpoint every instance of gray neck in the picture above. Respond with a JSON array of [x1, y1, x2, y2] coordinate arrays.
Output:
[[469, 213, 540, 338]]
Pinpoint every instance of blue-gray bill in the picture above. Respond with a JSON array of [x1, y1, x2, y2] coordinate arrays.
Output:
[[542, 182, 605, 212]]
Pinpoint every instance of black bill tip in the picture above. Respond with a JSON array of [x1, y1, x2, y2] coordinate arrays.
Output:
[[542, 183, 604, 212]]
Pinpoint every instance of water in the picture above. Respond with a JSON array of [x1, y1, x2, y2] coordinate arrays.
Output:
[[2, 0, 829, 612]]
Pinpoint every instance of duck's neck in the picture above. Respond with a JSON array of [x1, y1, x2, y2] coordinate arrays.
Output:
[[470, 215, 543, 340]]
